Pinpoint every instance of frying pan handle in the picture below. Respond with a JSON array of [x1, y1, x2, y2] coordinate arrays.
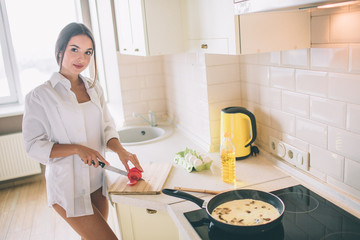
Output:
[[162, 189, 205, 208]]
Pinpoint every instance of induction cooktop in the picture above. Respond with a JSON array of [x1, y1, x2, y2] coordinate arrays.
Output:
[[184, 184, 360, 240]]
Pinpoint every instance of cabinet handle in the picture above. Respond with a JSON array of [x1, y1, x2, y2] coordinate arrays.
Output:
[[201, 44, 208, 49], [134, 48, 140, 52], [123, 48, 127, 51], [146, 209, 157, 214]]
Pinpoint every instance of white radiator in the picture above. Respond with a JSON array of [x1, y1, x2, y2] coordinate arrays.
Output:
[[0, 132, 41, 181]]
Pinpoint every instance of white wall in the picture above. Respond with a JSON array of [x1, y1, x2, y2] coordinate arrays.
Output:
[[163, 53, 211, 149]]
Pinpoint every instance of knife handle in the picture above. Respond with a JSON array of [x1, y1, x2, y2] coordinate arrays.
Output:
[[91, 160, 105, 168]]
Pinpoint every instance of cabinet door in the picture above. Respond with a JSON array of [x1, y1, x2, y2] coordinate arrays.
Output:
[[238, 10, 310, 55], [144, 0, 184, 55], [182, 0, 310, 55], [114, 0, 183, 56], [115, 203, 179, 240], [129, 0, 147, 55], [114, 0, 133, 54], [182, 0, 237, 55]]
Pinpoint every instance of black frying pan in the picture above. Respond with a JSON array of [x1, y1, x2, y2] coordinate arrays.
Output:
[[162, 188, 285, 234]]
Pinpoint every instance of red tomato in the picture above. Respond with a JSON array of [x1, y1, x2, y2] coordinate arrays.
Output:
[[127, 167, 142, 186]]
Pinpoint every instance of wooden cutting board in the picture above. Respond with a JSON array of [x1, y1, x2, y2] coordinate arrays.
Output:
[[108, 162, 172, 195]]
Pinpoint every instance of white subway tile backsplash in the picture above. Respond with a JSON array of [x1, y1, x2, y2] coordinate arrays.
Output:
[[282, 91, 310, 117], [309, 167, 327, 181], [209, 100, 242, 121], [296, 69, 328, 97], [344, 158, 360, 191], [296, 118, 327, 148], [281, 49, 309, 67], [140, 87, 165, 101], [195, 100, 210, 119], [331, 12, 360, 43], [193, 65, 207, 84], [282, 133, 309, 152], [138, 61, 163, 75], [327, 175, 360, 200], [259, 86, 282, 109], [241, 82, 260, 104], [239, 54, 258, 64], [347, 104, 360, 134], [186, 53, 202, 65], [328, 126, 360, 162], [310, 97, 346, 128], [328, 73, 360, 104], [311, 16, 330, 44], [122, 89, 141, 103], [240, 64, 269, 86], [205, 54, 240, 66], [208, 82, 241, 104], [270, 109, 296, 135], [123, 102, 148, 118], [119, 64, 138, 78], [309, 145, 344, 180], [270, 67, 296, 90], [257, 123, 271, 147], [254, 105, 271, 126], [310, 47, 348, 72], [258, 51, 281, 66], [145, 75, 165, 88], [207, 64, 240, 85], [117, 54, 145, 64], [161, 8, 360, 200], [349, 45, 360, 73], [121, 76, 146, 90], [148, 100, 167, 112], [259, 124, 283, 148]]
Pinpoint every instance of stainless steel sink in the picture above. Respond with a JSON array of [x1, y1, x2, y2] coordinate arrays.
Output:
[[118, 125, 171, 145]]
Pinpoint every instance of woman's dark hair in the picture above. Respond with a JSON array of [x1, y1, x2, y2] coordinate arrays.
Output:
[[55, 22, 97, 87]]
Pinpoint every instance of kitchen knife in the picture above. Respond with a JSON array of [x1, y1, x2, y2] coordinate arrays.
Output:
[[97, 161, 128, 176], [93, 160, 144, 180]]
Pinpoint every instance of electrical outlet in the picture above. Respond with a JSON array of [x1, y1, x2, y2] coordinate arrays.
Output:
[[269, 136, 309, 171]]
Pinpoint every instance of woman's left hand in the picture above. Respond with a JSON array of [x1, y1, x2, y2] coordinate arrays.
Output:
[[107, 138, 143, 172], [117, 149, 143, 172]]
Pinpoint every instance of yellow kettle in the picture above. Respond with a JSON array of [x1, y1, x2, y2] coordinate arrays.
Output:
[[220, 107, 257, 160]]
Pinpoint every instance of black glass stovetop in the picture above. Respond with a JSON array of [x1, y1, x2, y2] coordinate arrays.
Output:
[[184, 185, 360, 240]]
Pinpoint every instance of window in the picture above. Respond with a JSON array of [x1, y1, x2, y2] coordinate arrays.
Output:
[[0, 0, 81, 105], [0, 42, 12, 99]]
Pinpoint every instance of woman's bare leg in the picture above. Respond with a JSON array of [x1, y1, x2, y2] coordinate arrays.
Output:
[[53, 201, 117, 240]]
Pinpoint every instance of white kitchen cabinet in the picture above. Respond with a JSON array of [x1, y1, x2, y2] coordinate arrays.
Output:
[[115, 203, 179, 240], [181, 0, 237, 54], [181, 0, 310, 55], [114, 0, 184, 56]]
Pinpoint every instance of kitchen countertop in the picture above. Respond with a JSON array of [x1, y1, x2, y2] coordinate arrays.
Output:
[[106, 124, 360, 240], [106, 124, 291, 211]]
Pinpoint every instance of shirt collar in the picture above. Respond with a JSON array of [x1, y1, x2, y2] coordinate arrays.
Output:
[[50, 72, 91, 90]]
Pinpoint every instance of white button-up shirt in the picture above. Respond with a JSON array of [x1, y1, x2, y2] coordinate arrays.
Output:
[[22, 72, 119, 217]]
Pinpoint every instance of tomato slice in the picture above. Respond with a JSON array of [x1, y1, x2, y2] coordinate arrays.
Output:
[[127, 167, 142, 186], [127, 179, 138, 186]]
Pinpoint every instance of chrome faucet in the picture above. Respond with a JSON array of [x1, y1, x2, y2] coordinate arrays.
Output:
[[133, 110, 157, 127]]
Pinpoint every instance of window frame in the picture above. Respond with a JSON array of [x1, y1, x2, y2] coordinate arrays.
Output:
[[0, 0, 22, 104]]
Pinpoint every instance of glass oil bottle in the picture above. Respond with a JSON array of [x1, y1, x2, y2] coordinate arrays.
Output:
[[220, 132, 236, 183]]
